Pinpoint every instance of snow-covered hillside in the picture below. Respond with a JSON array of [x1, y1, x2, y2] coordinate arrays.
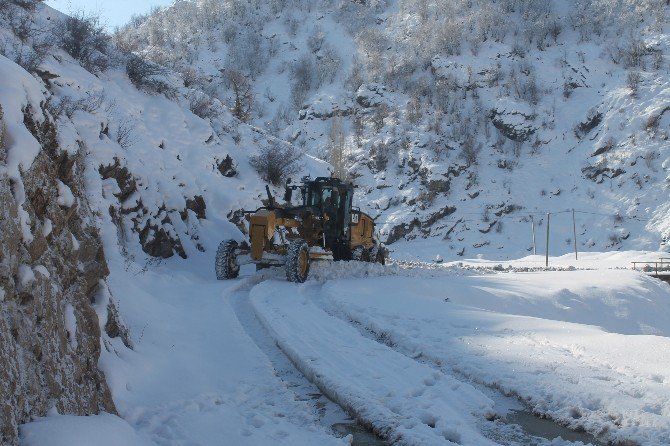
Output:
[[117, 0, 670, 260]]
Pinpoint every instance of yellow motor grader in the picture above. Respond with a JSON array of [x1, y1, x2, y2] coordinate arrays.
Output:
[[215, 176, 387, 283]]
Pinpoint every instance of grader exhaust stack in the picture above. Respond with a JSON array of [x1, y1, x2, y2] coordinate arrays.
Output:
[[215, 177, 387, 283]]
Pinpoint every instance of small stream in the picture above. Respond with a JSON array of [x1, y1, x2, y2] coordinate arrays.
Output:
[[504, 410, 602, 445], [332, 420, 388, 445], [477, 382, 604, 446]]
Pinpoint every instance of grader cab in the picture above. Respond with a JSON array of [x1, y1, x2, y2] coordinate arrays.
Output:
[[215, 177, 387, 283]]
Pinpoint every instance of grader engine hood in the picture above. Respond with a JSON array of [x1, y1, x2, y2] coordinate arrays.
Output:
[[249, 210, 276, 261]]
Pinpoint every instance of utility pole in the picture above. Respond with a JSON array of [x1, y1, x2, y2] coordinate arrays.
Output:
[[545, 213, 550, 267], [531, 215, 537, 255], [572, 209, 578, 260]]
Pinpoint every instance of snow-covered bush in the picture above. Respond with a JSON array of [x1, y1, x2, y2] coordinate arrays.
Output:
[[249, 143, 303, 186], [369, 140, 391, 172], [125, 55, 176, 97], [0, 0, 43, 11], [46, 92, 105, 120], [459, 135, 481, 167], [0, 5, 53, 72], [189, 94, 217, 120], [55, 12, 110, 72]]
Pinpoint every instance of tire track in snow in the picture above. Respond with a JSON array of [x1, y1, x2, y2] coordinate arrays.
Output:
[[228, 273, 382, 445], [317, 295, 604, 446], [249, 279, 505, 446]]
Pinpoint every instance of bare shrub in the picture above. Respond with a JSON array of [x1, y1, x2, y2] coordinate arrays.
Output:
[[315, 45, 340, 87], [459, 134, 480, 167], [115, 117, 137, 149], [9, 8, 45, 43], [345, 56, 365, 92], [55, 11, 110, 72], [644, 111, 664, 133], [627, 71, 641, 97], [307, 27, 325, 53], [46, 91, 105, 120], [2, 39, 44, 72], [290, 83, 308, 111], [417, 190, 436, 209], [0, 6, 53, 72], [0, 0, 42, 11], [372, 104, 390, 132], [126, 55, 175, 97], [644, 150, 660, 170], [126, 55, 166, 84], [290, 55, 315, 92], [249, 143, 303, 186], [189, 94, 217, 120], [406, 96, 422, 124], [369, 140, 390, 172]]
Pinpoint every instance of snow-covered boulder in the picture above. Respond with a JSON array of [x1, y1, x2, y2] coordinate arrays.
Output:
[[356, 83, 388, 108]]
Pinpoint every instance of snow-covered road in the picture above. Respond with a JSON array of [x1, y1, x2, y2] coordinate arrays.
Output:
[[250, 265, 670, 446], [21, 258, 670, 446]]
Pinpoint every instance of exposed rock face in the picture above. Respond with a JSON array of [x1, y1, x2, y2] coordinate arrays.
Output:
[[100, 159, 188, 259], [490, 104, 537, 142], [386, 206, 457, 244], [0, 105, 116, 445]]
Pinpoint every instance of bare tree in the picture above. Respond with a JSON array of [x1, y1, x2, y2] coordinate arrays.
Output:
[[352, 111, 364, 147], [249, 142, 303, 186], [328, 116, 347, 179], [227, 70, 253, 122], [372, 103, 389, 132]]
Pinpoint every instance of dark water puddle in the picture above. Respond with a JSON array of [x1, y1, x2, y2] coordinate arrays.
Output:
[[332, 421, 389, 446], [505, 410, 604, 445]]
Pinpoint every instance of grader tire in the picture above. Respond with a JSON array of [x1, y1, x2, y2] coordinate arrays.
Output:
[[352, 246, 370, 262], [215, 239, 240, 280], [371, 244, 386, 265], [286, 239, 310, 283]]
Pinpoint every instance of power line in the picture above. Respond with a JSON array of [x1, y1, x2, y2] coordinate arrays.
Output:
[[376, 209, 653, 225]]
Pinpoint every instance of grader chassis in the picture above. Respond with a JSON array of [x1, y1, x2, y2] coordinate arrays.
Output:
[[215, 177, 386, 283]]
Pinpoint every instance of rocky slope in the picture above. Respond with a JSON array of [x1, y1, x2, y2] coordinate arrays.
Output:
[[0, 67, 117, 444], [117, 0, 670, 259]]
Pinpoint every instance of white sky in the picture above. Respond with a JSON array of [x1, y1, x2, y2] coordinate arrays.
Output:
[[44, 0, 175, 30]]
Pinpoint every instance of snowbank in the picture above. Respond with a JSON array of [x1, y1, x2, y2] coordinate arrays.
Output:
[[20, 413, 155, 446], [321, 271, 670, 445], [250, 280, 500, 446]]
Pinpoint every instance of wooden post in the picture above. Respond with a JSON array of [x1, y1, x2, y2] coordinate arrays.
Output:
[[546, 213, 550, 267], [572, 209, 578, 260], [531, 215, 537, 255]]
